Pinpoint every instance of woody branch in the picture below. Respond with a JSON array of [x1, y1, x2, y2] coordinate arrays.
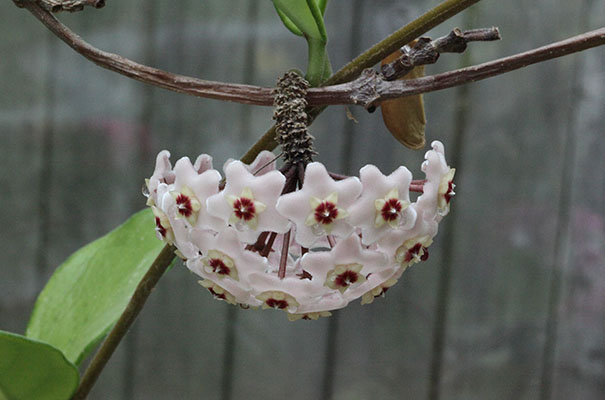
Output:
[[16, 0, 605, 110]]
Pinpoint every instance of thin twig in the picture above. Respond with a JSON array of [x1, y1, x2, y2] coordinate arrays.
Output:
[[72, 244, 176, 400], [311, 28, 605, 108], [381, 27, 501, 80]]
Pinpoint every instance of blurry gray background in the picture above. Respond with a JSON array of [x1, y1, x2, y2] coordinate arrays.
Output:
[[1, 0, 604, 399]]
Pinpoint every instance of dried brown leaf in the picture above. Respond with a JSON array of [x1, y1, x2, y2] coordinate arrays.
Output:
[[380, 48, 427, 150]]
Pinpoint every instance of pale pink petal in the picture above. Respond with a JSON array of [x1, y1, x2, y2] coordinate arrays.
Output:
[[348, 164, 417, 245], [276, 162, 361, 247]]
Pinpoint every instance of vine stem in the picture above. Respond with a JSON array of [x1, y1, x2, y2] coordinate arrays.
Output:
[[52, 0, 485, 397], [72, 244, 176, 400]]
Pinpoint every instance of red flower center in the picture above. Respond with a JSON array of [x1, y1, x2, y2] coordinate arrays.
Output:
[[405, 243, 429, 263], [334, 270, 359, 288], [265, 298, 289, 309], [314, 201, 339, 224], [207, 287, 226, 301], [155, 217, 167, 238], [209, 258, 230, 276], [233, 197, 256, 221], [444, 181, 455, 204], [381, 198, 403, 222], [176, 194, 193, 217]]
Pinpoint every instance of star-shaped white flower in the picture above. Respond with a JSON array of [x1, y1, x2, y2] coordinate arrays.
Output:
[[145, 150, 175, 207], [226, 187, 267, 230], [247, 267, 332, 313], [189, 227, 266, 277], [201, 249, 240, 281], [304, 192, 349, 233], [256, 290, 300, 312], [376, 204, 438, 267], [192, 153, 213, 174], [153, 183, 196, 258], [199, 280, 238, 305], [394, 235, 434, 269], [149, 156, 222, 259], [171, 156, 224, 231], [207, 161, 290, 243], [276, 162, 361, 247], [170, 185, 201, 225], [287, 311, 332, 321], [437, 168, 456, 215], [152, 205, 175, 244], [348, 165, 417, 245], [418, 141, 455, 220], [300, 235, 391, 303], [360, 276, 399, 305], [187, 227, 266, 306], [144, 139, 455, 319]]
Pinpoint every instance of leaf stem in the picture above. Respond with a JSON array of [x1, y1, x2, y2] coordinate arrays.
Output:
[[303, 0, 330, 86], [305, 37, 329, 87]]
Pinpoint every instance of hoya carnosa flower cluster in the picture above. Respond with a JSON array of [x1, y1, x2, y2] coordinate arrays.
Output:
[[144, 141, 455, 321]]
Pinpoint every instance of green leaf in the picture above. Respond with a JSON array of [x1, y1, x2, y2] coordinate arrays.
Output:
[[273, 0, 328, 36], [272, 0, 324, 41], [26, 209, 165, 365], [305, 0, 327, 41], [0, 331, 79, 400], [272, 0, 331, 86], [317, 0, 328, 15], [275, 8, 303, 36]]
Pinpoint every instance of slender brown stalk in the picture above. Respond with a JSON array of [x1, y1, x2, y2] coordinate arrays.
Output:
[[278, 230, 291, 279], [260, 232, 277, 258], [72, 244, 176, 400]]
